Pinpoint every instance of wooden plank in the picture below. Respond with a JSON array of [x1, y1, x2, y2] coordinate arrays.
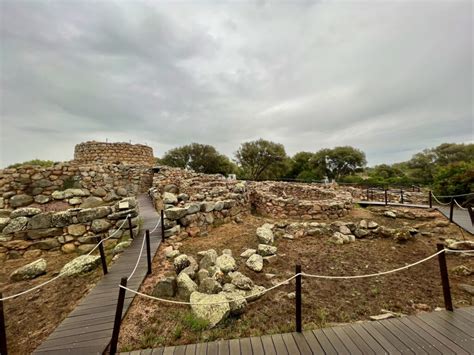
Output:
[[377, 320, 425, 354], [453, 309, 474, 323], [228, 339, 240, 355], [429, 311, 474, 337], [385, 318, 438, 354], [217, 339, 229, 355], [331, 326, 363, 355], [302, 330, 325, 354], [141, 349, 153, 355], [457, 307, 474, 316], [173, 345, 187, 355], [270, 334, 289, 355], [350, 323, 393, 355], [418, 312, 472, 341], [207, 341, 218, 355], [339, 325, 375, 354], [249, 336, 264, 355], [239, 338, 252, 354], [260, 335, 276, 355], [365, 321, 413, 354], [311, 329, 337, 355], [151, 348, 164, 355], [195, 342, 207, 355], [280, 333, 300, 354], [321, 327, 350, 354], [162, 347, 174, 355], [291, 332, 312, 355]]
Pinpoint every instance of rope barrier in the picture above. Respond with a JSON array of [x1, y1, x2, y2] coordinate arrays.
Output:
[[453, 199, 467, 210], [127, 233, 147, 281], [434, 192, 474, 198], [432, 194, 450, 206], [150, 216, 162, 234], [0, 214, 131, 302]]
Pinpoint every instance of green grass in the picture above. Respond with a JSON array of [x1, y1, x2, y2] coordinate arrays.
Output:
[[181, 311, 210, 331]]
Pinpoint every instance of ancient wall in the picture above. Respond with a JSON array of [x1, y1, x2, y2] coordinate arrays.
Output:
[[74, 141, 155, 166], [0, 163, 153, 209], [0, 197, 139, 260], [249, 181, 353, 220]]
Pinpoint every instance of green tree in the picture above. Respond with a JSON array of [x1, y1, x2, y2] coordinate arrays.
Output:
[[432, 161, 474, 197], [286, 152, 322, 181], [235, 139, 288, 180], [312, 146, 367, 181], [7, 159, 55, 169], [161, 143, 236, 175]]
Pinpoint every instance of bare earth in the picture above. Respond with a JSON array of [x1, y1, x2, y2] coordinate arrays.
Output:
[[118, 207, 474, 352]]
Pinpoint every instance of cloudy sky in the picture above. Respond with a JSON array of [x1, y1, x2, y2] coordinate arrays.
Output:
[[0, 0, 472, 167]]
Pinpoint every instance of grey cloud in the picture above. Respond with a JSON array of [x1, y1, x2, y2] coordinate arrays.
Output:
[[0, 0, 472, 167]]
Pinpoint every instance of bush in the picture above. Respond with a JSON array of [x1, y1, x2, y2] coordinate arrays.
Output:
[[7, 159, 55, 169]]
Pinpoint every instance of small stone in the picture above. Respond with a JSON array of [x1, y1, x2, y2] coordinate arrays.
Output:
[[116, 187, 128, 197], [384, 211, 397, 218], [222, 249, 232, 256], [451, 265, 472, 276], [256, 226, 274, 244], [10, 194, 34, 208], [459, 284, 474, 295], [177, 272, 198, 300], [163, 192, 178, 205], [215, 254, 237, 273], [91, 187, 107, 197], [60, 255, 101, 276], [283, 234, 295, 239], [3, 217, 29, 234], [199, 277, 223, 294], [368, 221, 379, 229], [165, 249, 180, 259], [152, 277, 176, 297], [10, 207, 42, 218], [91, 219, 111, 233], [257, 244, 277, 256], [339, 225, 352, 235], [174, 254, 191, 273], [113, 241, 132, 254], [370, 313, 395, 321], [79, 196, 104, 209], [287, 292, 296, 300], [10, 258, 47, 281], [67, 224, 86, 237], [61, 243, 76, 254], [240, 249, 256, 258], [34, 195, 50, 204], [165, 207, 188, 220], [246, 254, 263, 272], [229, 271, 254, 290]]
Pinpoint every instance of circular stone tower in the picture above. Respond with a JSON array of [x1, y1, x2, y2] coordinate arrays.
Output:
[[73, 141, 155, 166]]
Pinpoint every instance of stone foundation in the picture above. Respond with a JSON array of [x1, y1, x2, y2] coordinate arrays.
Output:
[[74, 141, 155, 166]]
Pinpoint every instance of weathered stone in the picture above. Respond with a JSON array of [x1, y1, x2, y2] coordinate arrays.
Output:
[[451, 265, 472, 276], [283, 233, 295, 239], [27, 228, 62, 240], [201, 202, 215, 213], [116, 187, 128, 197], [60, 255, 101, 276], [164, 225, 180, 237], [459, 283, 474, 295], [220, 291, 247, 315], [91, 219, 112, 233], [197, 269, 209, 283], [368, 221, 379, 229], [79, 196, 104, 209], [190, 292, 230, 327], [198, 249, 218, 270], [339, 225, 352, 235], [359, 220, 368, 229], [354, 228, 370, 239], [3, 217, 29, 234], [174, 254, 191, 273], [68, 197, 82, 205], [0, 217, 10, 230], [256, 226, 274, 244], [23, 249, 42, 258], [113, 240, 132, 254], [61, 243, 76, 254], [177, 272, 198, 300], [51, 211, 75, 227], [178, 193, 189, 202], [163, 192, 178, 205], [240, 249, 256, 258], [199, 277, 223, 294], [10, 258, 47, 281], [384, 211, 397, 218], [165, 207, 188, 220], [378, 226, 396, 238], [165, 249, 180, 259], [67, 224, 86, 237], [164, 184, 179, 193], [34, 195, 50, 204], [77, 244, 96, 254], [91, 187, 107, 197], [186, 203, 201, 215], [222, 249, 232, 256], [246, 254, 263, 272], [27, 212, 53, 229], [32, 238, 60, 250], [10, 194, 34, 207], [244, 285, 266, 302], [152, 277, 176, 297], [10, 207, 42, 218], [229, 271, 254, 290], [215, 254, 237, 273], [394, 229, 411, 243], [257, 244, 277, 256]]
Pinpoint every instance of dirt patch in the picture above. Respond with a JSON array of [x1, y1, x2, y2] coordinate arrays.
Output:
[[1, 252, 103, 354], [118, 209, 474, 351]]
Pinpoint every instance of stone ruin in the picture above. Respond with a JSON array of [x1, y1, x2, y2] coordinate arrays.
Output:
[[74, 141, 155, 166]]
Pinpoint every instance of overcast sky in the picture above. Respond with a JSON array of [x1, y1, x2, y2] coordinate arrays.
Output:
[[0, 0, 472, 167]]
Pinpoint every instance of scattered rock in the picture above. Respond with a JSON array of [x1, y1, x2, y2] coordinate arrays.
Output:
[[113, 240, 132, 254], [229, 271, 254, 290], [354, 228, 370, 239], [451, 265, 472, 276], [10, 258, 47, 281], [246, 254, 263, 272], [174, 254, 191, 273], [60, 255, 101, 276], [339, 225, 352, 235], [368, 221, 379, 229], [240, 249, 256, 258], [256, 226, 274, 244], [163, 192, 178, 205], [177, 272, 198, 300], [199, 249, 218, 269], [257, 244, 277, 256], [199, 277, 223, 294], [190, 292, 230, 327], [10, 207, 42, 218], [215, 254, 237, 273], [153, 276, 176, 297], [384, 211, 397, 219], [459, 284, 474, 295], [370, 313, 395, 321], [287, 292, 296, 300]]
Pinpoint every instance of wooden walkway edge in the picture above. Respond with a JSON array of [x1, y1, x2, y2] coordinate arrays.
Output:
[[357, 201, 473, 235], [126, 306, 474, 355], [34, 194, 162, 354]]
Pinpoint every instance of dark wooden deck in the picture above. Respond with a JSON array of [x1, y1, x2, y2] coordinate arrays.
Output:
[[125, 307, 474, 354], [34, 194, 162, 354], [357, 201, 473, 235]]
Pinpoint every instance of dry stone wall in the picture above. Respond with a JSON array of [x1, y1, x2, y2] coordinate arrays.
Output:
[[74, 141, 155, 166], [0, 197, 139, 260]]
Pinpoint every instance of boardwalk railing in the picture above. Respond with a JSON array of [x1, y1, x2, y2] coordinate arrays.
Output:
[[107, 243, 474, 354]]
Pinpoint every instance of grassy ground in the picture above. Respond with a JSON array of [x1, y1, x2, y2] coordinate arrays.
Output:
[[118, 208, 474, 351]]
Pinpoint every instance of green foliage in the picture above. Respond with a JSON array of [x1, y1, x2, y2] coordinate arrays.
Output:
[[234, 139, 289, 180], [432, 161, 474, 197], [285, 152, 323, 181], [311, 146, 367, 181], [7, 159, 55, 169], [161, 143, 236, 175], [181, 312, 210, 331], [139, 326, 165, 348]]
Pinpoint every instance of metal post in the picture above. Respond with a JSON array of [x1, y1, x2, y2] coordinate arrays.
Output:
[[449, 198, 454, 222], [128, 216, 134, 240], [366, 188, 369, 201], [429, 191, 432, 208], [110, 277, 127, 355], [436, 244, 453, 311], [400, 189, 404, 204], [160, 210, 165, 243], [146, 230, 152, 275], [95, 236, 108, 275], [384, 189, 388, 205], [0, 293, 7, 355], [468, 206, 474, 226], [295, 264, 302, 333]]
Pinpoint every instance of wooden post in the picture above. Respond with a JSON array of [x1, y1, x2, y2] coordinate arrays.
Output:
[[160, 210, 165, 243], [110, 277, 127, 355], [366, 188, 369, 201], [400, 189, 404, 204], [128, 216, 134, 240], [295, 265, 302, 333], [0, 293, 7, 355], [95, 235, 108, 275], [146, 230, 152, 275], [449, 198, 454, 222], [429, 191, 432, 208], [436, 244, 453, 311], [384, 189, 388, 205], [468, 206, 474, 226]]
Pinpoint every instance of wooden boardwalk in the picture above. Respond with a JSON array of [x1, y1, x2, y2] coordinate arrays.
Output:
[[126, 307, 474, 354], [34, 194, 162, 354], [357, 201, 473, 235]]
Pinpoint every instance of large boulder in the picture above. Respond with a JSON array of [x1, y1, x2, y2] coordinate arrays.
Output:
[[10, 194, 34, 208], [60, 255, 101, 276], [3, 217, 29, 234], [186, 203, 201, 215], [79, 196, 104, 209], [199, 277, 223, 294], [256, 226, 274, 244], [10, 207, 42, 218], [10, 258, 47, 281], [177, 272, 198, 300], [229, 271, 254, 290], [220, 291, 247, 315], [240, 249, 256, 258], [215, 254, 237, 273], [246, 254, 263, 272], [91, 219, 112, 233], [76, 206, 111, 223], [152, 276, 177, 297], [190, 292, 230, 327], [198, 249, 218, 270], [28, 212, 53, 229], [113, 240, 132, 254], [163, 192, 178, 205], [165, 207, 188, 220]]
